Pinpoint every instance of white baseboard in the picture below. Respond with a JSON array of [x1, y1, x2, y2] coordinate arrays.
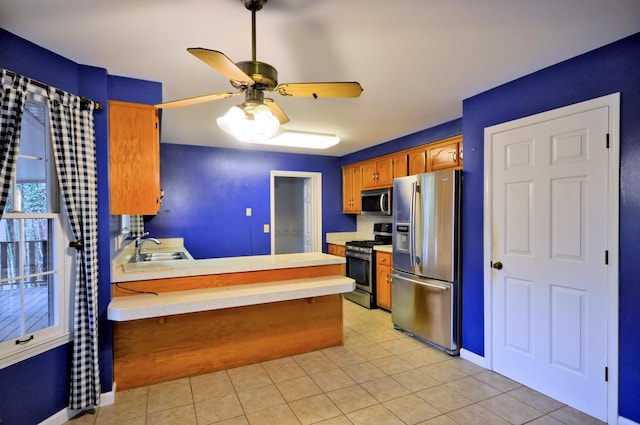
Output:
[[38, 388, 115, 425], [460, 348, 490, 369], [619, 416, 640, 425]]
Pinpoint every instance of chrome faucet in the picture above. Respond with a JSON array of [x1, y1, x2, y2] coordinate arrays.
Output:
[[134, 233, 161, 259]]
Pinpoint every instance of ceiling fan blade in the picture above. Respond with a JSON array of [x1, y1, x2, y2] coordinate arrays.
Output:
[[264, 98, 290, 124], [155, 91, 242, 109], [275, 82, 363, 98], [187, 48, 254, 85]]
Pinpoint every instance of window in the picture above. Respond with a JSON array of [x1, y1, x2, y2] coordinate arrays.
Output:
[[0, 96, 71, 366]]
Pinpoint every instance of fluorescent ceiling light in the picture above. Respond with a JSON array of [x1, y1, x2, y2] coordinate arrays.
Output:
[[246, 130, 340, 149]]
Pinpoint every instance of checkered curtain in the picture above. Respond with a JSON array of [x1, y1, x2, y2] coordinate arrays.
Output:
[[129, 214, 145, 238], [0, 69, 28, 215], [47, 89, 101, 410]]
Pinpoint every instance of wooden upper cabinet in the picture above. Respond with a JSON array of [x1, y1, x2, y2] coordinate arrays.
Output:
[[427, 135, 462, 171], [392, 153, 408, 178], [408, 148, 427, 175], [342, 163, 362, 214], [362, 156, 393, 189], [109, 100, 160, 215], [339, 135, 462, 215]]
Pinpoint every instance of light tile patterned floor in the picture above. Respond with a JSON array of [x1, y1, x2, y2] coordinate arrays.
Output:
[[65, 299, 605, 425]]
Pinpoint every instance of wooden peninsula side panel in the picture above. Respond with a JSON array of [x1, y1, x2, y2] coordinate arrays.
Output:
[[112, 264, 345, 390]]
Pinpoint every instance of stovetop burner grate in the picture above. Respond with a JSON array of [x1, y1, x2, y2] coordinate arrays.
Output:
[[346, 240, 386, 248]]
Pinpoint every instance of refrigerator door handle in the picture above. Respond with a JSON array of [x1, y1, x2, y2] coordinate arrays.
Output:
[[396, 274, 450, 291], [409, 181, 416, 266]]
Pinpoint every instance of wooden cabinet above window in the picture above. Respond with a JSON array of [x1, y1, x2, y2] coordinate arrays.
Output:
[[109, 100, 161, 215]]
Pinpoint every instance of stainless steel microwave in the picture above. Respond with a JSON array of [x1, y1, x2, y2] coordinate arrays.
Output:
[[361, 188, 392, 215]]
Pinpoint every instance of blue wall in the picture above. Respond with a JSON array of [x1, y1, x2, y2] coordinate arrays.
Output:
[[144, 145, 354, 258], [342, 119, 463, 166], [0, 28, 160, 425], [461, 32, 640, 421], [144, 119, 464, 259]]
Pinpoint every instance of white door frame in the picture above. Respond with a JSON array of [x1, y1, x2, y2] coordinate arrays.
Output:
[[270, 170, 322, 254], [482, 93, 620, 423]]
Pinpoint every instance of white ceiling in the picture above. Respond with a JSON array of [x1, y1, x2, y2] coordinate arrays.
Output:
[[2, 0, 640, 156]]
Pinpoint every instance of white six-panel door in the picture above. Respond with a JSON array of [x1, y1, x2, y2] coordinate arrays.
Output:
[[484, 96, 619, 422]]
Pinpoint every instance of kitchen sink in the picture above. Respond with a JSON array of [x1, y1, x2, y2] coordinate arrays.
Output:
[[128, 251, 188, 263]]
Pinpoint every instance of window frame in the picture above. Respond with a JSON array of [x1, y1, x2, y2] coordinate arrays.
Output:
[[0, 95, 74, 369]]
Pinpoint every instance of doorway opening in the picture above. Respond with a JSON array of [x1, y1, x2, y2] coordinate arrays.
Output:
[[270, 171, 322, 254]]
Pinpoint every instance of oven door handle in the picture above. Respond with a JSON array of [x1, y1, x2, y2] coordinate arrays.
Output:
[[346, 251, 371, 261]]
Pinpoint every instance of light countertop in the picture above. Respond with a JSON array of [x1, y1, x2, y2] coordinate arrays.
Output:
[[374, 245, 393, 253], [326, 232, 393, 254], [112, 239, 346, 283], [108, 275, 354, 321], [325, 232, 358, 246]]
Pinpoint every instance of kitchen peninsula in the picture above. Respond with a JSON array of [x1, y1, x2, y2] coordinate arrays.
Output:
[[108, 239, 353, 390]]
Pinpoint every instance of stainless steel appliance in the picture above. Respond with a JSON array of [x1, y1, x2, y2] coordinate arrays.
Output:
[[344, 223, 392, 308], [392, 169, 461, 355], [360, 188, 392, 215]]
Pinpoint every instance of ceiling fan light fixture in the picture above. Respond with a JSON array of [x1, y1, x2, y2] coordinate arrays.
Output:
[[217, 103, 280, 142]]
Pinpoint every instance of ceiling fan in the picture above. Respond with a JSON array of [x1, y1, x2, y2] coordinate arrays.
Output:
[[155, 0, 363, 145]]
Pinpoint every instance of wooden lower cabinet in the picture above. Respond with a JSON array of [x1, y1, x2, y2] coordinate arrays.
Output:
[[376, 251, 392, 310], [327, 243, 346, 274], [327, 243, 346, 257]]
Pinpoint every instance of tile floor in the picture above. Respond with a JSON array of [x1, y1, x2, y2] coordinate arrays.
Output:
[[65, 299, 605, 425]]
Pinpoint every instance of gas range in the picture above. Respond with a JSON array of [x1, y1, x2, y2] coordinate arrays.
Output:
[[345, 222, 392, 254], [345, 240, 389, 254], [343, 223, 393, 309]]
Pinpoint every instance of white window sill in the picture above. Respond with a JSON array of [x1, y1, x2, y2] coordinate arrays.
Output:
[[0, 332, 72, 370]]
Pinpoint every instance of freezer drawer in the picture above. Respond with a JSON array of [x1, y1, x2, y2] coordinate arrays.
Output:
[[391, 270, 459, 354]]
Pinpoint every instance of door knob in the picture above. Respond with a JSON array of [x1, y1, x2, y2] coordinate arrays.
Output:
[[492, 261, 503, 270]]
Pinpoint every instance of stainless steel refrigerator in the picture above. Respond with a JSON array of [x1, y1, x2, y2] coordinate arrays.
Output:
[[391, 169, 461, 355]]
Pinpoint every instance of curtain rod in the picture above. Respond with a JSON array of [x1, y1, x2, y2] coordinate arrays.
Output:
[[4, 69, 103, 112]]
